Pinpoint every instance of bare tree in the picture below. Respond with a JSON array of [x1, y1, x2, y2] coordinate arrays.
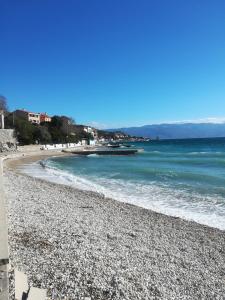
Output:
[[69, 117, 76, 125], [0, 95, 8, 112]]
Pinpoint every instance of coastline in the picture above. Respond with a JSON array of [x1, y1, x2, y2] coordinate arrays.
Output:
[[3, 151, 225, 299], [3, 149, 71, 170]]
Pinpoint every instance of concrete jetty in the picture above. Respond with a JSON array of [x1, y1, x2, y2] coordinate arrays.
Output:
[[63, 147, 139, 155]]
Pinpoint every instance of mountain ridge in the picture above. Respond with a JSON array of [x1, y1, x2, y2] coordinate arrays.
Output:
[[107, 122, 225, 139]]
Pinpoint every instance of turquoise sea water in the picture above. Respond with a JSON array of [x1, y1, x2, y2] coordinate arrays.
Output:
[[23, 138, 225, 230]]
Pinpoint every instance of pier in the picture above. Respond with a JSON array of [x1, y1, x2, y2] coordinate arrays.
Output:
[[63, 148, 139, 155]]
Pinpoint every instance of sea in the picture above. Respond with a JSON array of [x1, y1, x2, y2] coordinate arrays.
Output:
[[21, 137, 225, 230]]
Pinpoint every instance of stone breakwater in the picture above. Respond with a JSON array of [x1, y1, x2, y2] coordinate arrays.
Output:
[[3, 170, 225, 300]]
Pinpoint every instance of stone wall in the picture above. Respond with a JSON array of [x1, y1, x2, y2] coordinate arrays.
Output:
[[0, 158, 9, 299], [0, 129, 17, 152], [17, 144, 42, 152]]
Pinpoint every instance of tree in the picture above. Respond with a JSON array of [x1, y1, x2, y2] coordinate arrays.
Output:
[[38, 126, 52, 144], [50, 116, 63, 129], [0, 95, 8, 112], [14, 118, 36, 145], [68, 117, 76, 125], [5, 114, 40, 145], [3, 108, 97, 145]]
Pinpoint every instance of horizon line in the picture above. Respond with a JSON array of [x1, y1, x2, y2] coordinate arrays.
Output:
[[88, 117, 225, 130]]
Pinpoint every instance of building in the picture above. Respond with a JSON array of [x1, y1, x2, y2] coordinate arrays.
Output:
[[0, 110, 4, 129], [40, 113, 52, 123], [84, 126, 98, 139], [14, 109, 41, 124]]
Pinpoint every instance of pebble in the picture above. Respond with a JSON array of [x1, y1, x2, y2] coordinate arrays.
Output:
[[3, 170, 225, 299]]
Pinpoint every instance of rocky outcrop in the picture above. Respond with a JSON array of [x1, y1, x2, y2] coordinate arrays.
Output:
[[0, 129, 17, 152]]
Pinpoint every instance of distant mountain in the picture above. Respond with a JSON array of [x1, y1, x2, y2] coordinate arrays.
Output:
[[108, 123, 225, 139]]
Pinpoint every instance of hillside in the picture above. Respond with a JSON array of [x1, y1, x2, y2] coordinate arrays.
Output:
[[108, 123, 225, 139]]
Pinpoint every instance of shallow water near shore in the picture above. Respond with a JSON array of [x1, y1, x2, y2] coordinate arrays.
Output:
[[21, 137, 225, 230]]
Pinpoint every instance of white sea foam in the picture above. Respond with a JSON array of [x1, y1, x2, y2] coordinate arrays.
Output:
[[19, 160, 225, 230], [187, 151, 224, 155]]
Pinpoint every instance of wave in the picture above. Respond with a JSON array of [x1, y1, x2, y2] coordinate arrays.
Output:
[[186, 151, 225, 156], [141, 152, 225, 166], [19, 159, 225, 230], [87, 154, 100, 157]]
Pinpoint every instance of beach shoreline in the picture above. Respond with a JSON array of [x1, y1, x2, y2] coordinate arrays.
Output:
[[3, 150, 225, 299], [3, 148, 72, 170]]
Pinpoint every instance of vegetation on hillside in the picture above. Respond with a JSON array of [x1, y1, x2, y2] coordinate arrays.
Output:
[[4, 113, 93, 145], [2, 96, 129, 145]]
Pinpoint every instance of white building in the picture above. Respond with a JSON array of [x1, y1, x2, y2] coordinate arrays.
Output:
[[14, 109, 41, 124], [84, 126, 98, 139]]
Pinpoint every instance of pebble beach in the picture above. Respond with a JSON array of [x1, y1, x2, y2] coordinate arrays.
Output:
[[3, 155, 225, 299]]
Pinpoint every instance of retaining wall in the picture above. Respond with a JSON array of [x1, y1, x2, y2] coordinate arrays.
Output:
[[0, 129, 17, 152], [0, 158, 9, 299]]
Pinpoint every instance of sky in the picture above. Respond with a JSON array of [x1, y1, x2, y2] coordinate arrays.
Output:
[[1, 0, 225, 128]]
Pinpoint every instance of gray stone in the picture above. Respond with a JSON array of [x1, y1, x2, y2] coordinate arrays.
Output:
[[27, 287, 46, 300], [15, 269, 28, 300], [0, 130, 17, 153]]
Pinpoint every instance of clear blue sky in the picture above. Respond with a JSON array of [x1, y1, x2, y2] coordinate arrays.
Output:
[[1, 0, 225, 128]]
